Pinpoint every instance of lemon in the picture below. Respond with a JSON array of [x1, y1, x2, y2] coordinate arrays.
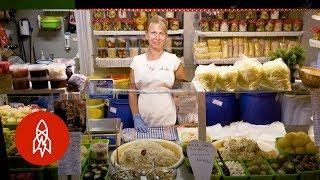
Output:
[[88, 108, 103, 119]]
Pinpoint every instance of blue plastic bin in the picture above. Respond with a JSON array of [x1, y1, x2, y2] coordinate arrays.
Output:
[[107, 99, 133, 128], [205, 93, 239, 126], [240, 93, 281, 125]]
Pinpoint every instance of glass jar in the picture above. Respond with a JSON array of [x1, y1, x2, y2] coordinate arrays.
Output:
[[239, 20, 247, 32], [220, 20, 229, 32], [230, 20, 239, 32], [28, 64, 48, 78], [246, 12, 258, 20], [13, 77, 30, 90], [122, 18, 133, 31], [200, 19, 209, 32], [129, 37, 138, 47], [280, 12, 289, 19], [97, 48, 108, 58], [96, 37, 106, 48], [274, 20, 283, 31], [245, 12, 251, 20], [217, 12, 225, 20], [283, 19, 292, 31], [92, 19, 102, 31], [210, 19, 220, 32], [170, 18, 180, 30], [172, 48, 183, 58], [106, 37, 116, 48], [47, 63, 67, 79], [107, 10, 117, 19], [118, 10, 127, 18], [256, 20, 265, 32], [113, 18, 123, 31], [270, 10, 279, 19], [117, 48, 128, 58], [260, 11, 269, 20], [107, 48, 117, 58], [248, 20, 256, 32], [227, 12, 236, 19], [117, 37, 127, 48], [139, 37, 149, 48], [101, 18, 111, 31], [265, 20, 274, 32], [172, 36, 183, 48], [9, 64, 29, 78], [93, 10, 104, 19], [293, 19, 302, 31], [165, 12, 175, 19]]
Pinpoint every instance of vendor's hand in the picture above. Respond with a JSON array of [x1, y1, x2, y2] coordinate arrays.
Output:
[[133, 114, 149, 133]]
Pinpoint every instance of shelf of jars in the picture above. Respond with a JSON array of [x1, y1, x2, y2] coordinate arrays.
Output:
[[194, 56, 269, 65], [93, 29, 184, 36], [309, 39, 320, 49], [312, 15, 320, 21], [194, 30, 303, 37]]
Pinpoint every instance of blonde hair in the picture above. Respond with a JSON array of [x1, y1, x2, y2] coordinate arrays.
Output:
[[146, 15, 168, 34]]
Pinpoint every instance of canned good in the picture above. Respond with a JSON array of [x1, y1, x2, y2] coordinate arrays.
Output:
[[98, 48, 108, 58]]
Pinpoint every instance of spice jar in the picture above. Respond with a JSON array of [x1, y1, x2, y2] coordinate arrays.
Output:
[[129, 37, 138, 47], [106, 37, 116, 48], [92, 19, 102, 31], [270, 10, 279, 19], [256, 19, 265, 32], [248, 20, 256, 32], [239, 20, 247, 32], [97, 48, 108, 58], [118, 10, 127, 18], [9, 64, 29, 78], [122, 18, 133, 31], [227, 12, 236, 19], [200, 19, 209, 32], [139, 37, 149, 48], [96, 37, 106, 48], [217, 12, 225, 20], [165, 12, 175, 19], [265, 20, 274, 32], [107, 48, 117, 58], [283, 19, 292, 31], [172, 48, 183, 58], [293, 19, 302, 31], [93, 10, 104, 19], [117, 48, 128, 58], [230, 20, 239, 32], [260, 11, 269, 20], [220, 20, 229, 32], [169, 18, 180, 31], [172, 36, 183, 48], [117, 37, 127, 48], [210, 19, 220, 32], [113, 18, 123, 31], [274, 19, 283, 31], [101, 18, 111, 31], [107, 10, 117, 19]]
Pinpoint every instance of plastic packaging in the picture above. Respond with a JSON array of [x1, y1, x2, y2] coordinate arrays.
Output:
[[47, 63, 67, 79], [200, 19, 210, 32], [254, 41, 262, 57], [165, 12, 175, 18], [118, 11, 127, 18], [248, 20, 256, 32], [271, 41, 280, 53], [221, 40, 228, 58], [122, 18, 133, 31], [260, 11, 269, 20], [248, 41, 254, 57], [9, 64, 29, 78], [96, 37, 106, 48], [195, 64, 217, 91], [107, 48, 117, 58], [139, 37, 148, 48], [67, 74, 88, 92], [12, 77, 30, 90], [28, 64, 48, 78], [112, 18, 122, 31], [98, 48, 108, 58], [215, 66, 238, 92], [130, 48, 139, 57], [233, 38, 239, 58], [93, 10, 104, 19], [106, 37, 116, 48], [0, 74, 12, 91], [217, 12, 225, 20]]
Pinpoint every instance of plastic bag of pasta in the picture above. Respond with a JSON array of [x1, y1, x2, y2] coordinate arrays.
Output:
[[234, 55, 263, 90], [216, 66, 238, 92], [261, 58, 291, 91], [195, 64, 217, 91]]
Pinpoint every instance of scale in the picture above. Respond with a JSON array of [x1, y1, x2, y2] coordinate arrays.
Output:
[[87, 118, 122, 148]]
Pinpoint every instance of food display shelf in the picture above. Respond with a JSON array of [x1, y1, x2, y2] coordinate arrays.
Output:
[[194, 57, 269, 65], [4, 88, 67, 95], [312, 15, 320, 21], [93, 29, 184, 36], [309, 39, 320, 49], [194, 30, 304, 37]]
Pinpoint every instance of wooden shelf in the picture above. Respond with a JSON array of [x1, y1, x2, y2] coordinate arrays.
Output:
[[194, 30, 303, 37]]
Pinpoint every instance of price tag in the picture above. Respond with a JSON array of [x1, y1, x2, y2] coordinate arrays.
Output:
[[187, 140, 217, 180], [110, 107, 117, 114], [311, 89, 320, 146], [212, 99, 223, 107]]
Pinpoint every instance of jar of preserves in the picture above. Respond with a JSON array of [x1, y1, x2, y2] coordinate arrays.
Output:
[[93, 10, 104, 19], [165, 12, 175, 19], [101, 18, 111, 31], [217, 12, 225, 20], [172, 36, 183, 48], [248, 20, 256, 32], [129, 37, 138, 47], [169, 18, 180, 30], [107, 48, 117, 58], [139, 37, 149, 48], [118, 10, 127, 18], [117, 37, 127, 48], [122, 18, 133, 31], [256, 19, 265, 32], [293, 19, 302, 31], [97, 48, 108, 58], [230, 19, 239, 32], [172, 48, 183, 58], [265, 20, 274, 32], [92, 19, 102, 31], [117, 48, 128, 58], [270, 10, 279, 19], [107, 10, 117, 19], [9, 64, 29, 78], [274, 19, 283, 31], [283, 19, 292, 31], [220, 20, 229, 32], [239, 20, 247, 32], [96, 37, 106, 48], [260, 11, 269, 20], [28, 64, 48, 78], [106, 37, 116, 48], [200, 19, 209, 32], [210, 19, 220, 32], [113, 18, 123, 31]]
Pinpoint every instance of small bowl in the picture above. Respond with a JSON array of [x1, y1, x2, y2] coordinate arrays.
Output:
[[298, 66, 320, 88]]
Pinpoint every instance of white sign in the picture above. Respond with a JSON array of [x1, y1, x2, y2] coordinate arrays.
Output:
[[311, 89, 320, 146], [187, 140, 216, 180]]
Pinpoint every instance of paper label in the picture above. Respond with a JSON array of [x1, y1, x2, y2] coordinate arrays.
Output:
[[110, 107, 117, 114], [311, 90, 320, 146], [212, 99, 223, 107]]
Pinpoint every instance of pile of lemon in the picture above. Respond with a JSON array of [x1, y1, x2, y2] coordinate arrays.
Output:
[[276, 132, 318, 154]]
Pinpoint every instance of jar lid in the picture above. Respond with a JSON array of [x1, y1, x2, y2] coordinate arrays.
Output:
[[28, 64, 47, 71]]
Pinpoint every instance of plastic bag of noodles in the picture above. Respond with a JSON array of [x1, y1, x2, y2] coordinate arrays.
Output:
[[261, 58, 291, 91], [234, 55, 263, 91], [216, 66, 238, 92], [195, 64, 217, 91]]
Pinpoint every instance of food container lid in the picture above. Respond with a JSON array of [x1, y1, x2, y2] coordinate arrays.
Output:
[[47, 63, 66, 71], [50, 75, 68, 81], [0, 61, 12, 74], [28, 64, 47, 71], [30, 76, 49, 81]]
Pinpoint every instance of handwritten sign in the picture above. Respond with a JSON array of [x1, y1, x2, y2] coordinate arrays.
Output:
[[311, 89, 320, 146], [187, 140, 217, 180], [176, 93, 198, 125], [58, 132, 81, 175]]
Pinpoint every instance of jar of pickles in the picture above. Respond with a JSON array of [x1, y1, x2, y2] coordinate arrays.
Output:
[[117, 37, 127, 48], [239, 20, 247, 32], [113, 18, 123, 31], [106, 37, 116, 48], [265, 20, 274, 32], [101, 18, 111, 31], [256, 20, 265, 32], [248, 20, 256, 32], [107, 48, 117, 58], [117, 48, 128, 58], [270, 10, 279, 19], [172, 36, 183, 48], [274, 19, 283, 31], [283, 19, 292, 31], [169, 18, 180, 31], [98, 48, 108, 58], [200, 19, 209, 32], [107, 10, 117, 19], [220, 20, 229, 32], [210, 19, 220, 32], [230, 20, 239, 32], [260, 11, 269, 20], [96, 37, 106, 48], [92, 19, 102, 31], [293, 19, 302, 31], [139, 37, 149, 48], [93, 10, 104, 19], [122, 18, 133, 31]]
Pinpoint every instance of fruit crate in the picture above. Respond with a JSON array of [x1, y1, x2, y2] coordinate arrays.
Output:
[[81, 143, 91, 171], [217, 160, 248, 180], [243, 160, 274, 180], [266, 159, 299, 180], [184, 157, 221, 180], [298, 169, 320, 180]]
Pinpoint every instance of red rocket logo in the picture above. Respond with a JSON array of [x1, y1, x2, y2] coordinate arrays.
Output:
[[33, 119, 52, 158]]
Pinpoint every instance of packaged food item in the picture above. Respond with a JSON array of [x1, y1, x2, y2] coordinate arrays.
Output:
[[172, 36, 183, 47], [106, 37, 116, 48], [122, 18, 133, 31], [194, 46, 209, 54], [12, 77, 30, 90], [28, 64, 48, 78], [245, 11, 258, 20], [113, 18, 123, 31], [216, 66, 238, 91], [67, 74, 88, 92], [195, 53, 210, 60], [117, 37, 127, 48], [256, 19, 265, 32], [130, 48, 139, 57], [172, 48, 183, 58], [50, 76, 68, 89], [239, 20, 247, 32], [139, 37, 148, 48], [260, 11, 269, 20], [217, 12, 225, 20], [96, 37, 106, 48], [31, 77, 49, 89], [207, 39, 220, 46], [264, 40, 271, 56], [209, 52, 222, 58], [243, 40, 249, 56], [279, 41, 288, 49], [220, 20, 229, 32], [208, 46, 221, 52], [129, 37, 138, 47], [47, 63, 67, 79], [169, 18, 180, 30], [0, 74, 12, 91], [194, 41, 207, 48], [165, 12, 175, 19], [210, 19, 220, 32], [227, 12, 236, 19], [254, 41, 262, 57], [101, 18, 111, 31], [221, 40, 228, 58], [93, 10, 104, 19], [9, 64, 29, 78], [230, 20, 239, 32], [283, 19, 292, 31], [117, 48, 128, 58], [280, 12, 289, 19], [293, 19, 302, 31], [92, 19, 102, 31], [107, 48, 117, 58], [248, 41, 254, 57], [270, 10, 279, 19], [200, 19, 210, 32], [248, 20, 256, 32], [259, 39, 265, 54], [238, 38, 244, 56], [98, 48, 108, 58], [228, 39, 233, 58], [195, 65, 217, 91], [271, 41, 280, 52], [166, 37, 172, 49], [107, 10, 117, 19], [233, 38, 239, 58], [274, 19, 283, 31], [265, 20, 274, 32], [118, 10, 127, 18]]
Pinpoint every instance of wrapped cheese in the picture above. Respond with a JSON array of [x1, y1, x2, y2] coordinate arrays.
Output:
[[195, 65, 217, 91], [233, 38, 239, 58], [195, 53, 210, 60], [215, 66, 238, 92], [221, 40, 229, 58], [208, 46, 221, 52], [248, 41, 254, 57], [207, 39, 221, 46], [209, 52, 222, 59]]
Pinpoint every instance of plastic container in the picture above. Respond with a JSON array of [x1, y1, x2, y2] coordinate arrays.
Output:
[[47, 63, 67, 79], [266, 159, 299, 180], [243, 160, 274, 180], [298, 169, 320, 180], [106, 37, 116, 48], [28, 64, 48, 78], [107, 98, 133, 128], [240, 93, 281, 125], [218, 160, 248, 180], [30, 77, 49, 89], [41, 16, 60, 29], [50, 76, 68, 89], [107, 48, 117, 58], [172, 36, 183, 48], [0, 61, 11, 74], [172, 47, 183, 58], [87, 99, 105, 119], [205, 93, 239, 126], [98, 48, 108, 58], [12, 77, 30, 90], [9, 64, 29, 78]]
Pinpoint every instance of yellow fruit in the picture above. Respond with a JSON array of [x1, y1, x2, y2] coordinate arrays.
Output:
[[284, 147, 295, 153], [294, 147, 305, 154], [306, 142, 319, 154], [285, 132, 296, 142], [292, 136, 307, 147], [88, 108, 103, 119], [276, 138, 285, 148]]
